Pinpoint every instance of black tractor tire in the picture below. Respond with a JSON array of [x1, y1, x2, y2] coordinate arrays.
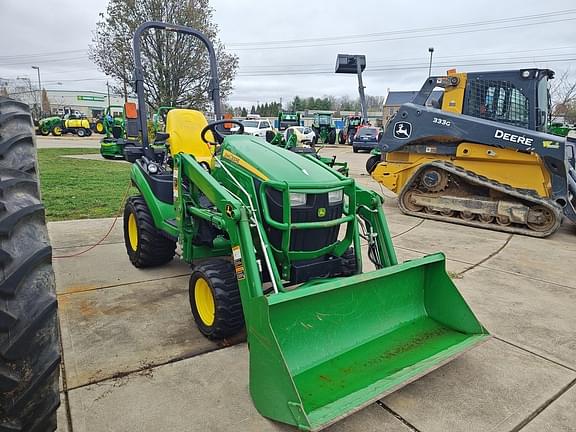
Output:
[[328, 129, 336, 144], [51, 126, 62, 137], [101, 154, 116, 160], [265, 130, 276, 143], [39, 127, 50, 136], [340, 248, 358, 276], [366, 155, 380, 174], [85, 128, 92, 137], [189, 259, 245, 340], [0, 97, 60, 431], [123, 196, 176, 268], [76, 128, 86, 138]]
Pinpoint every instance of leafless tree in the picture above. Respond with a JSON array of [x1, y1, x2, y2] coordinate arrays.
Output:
[[89, 0, 238, 112], [549, 69, 576, 122]]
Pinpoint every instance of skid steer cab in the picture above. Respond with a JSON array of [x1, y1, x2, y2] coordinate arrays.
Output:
[[122, 21, 490, 431]]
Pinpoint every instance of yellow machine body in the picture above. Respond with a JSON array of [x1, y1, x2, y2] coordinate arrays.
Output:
[[372, 142, 552, 198]]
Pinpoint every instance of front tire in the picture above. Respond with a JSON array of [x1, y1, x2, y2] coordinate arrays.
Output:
[[51, 126, 62, 136], [123, 196, 176, 268], [0, 97, 60, 431], [366, 154, 380, 174], [189, 260, 244, 340]]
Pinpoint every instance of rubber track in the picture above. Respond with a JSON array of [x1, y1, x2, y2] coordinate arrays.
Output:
[[398, 160, 563, 238], [0, 97, 60, 431], [124, 196, 176, 268], [190, 259, 245, 340]]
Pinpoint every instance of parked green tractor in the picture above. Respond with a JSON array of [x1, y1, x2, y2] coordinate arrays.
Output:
[[265, 129, 349, 176], [548, 121, 573, 137], [311, 112, 337, 144], [95, 105, 125, 135], [277, 111, 300, 131], [123, 21, 489, 431], [100, 104, 139, 159], [36, 115, 62, 136]]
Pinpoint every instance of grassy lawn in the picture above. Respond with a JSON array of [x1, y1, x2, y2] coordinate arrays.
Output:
[[38, 148, 134, 221]]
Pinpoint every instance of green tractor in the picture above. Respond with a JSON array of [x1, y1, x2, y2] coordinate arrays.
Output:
[[94, 105, 125, 135], [277, 111, 300, 131], [36, 115, 62, 136], [266, 129, 349, 176], [99, 103, 145, 160], [311, 112, 337, 144], [123, 21, 489, 431], [548, 121, 573, 137]]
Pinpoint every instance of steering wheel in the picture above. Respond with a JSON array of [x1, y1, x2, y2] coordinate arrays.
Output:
[[200, 119, 244, 145]]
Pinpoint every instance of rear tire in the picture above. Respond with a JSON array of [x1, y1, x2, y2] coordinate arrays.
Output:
[[76, 128, 86, 137], [338, 131, 345, 144], [353, 146, 359, 153], [328, 129, 336, 144], [0, 97, 60, 431], [189, 259, 244, 340], [366, 155, 380, 174], [51, 126, 62, 137], [123, 196, 176, 268]]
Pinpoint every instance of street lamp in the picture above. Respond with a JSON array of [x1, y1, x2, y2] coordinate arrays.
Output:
[[428, 47, 434, 77], [31, 66, 42, 116]]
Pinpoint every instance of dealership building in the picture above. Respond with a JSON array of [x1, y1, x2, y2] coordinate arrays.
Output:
[[44, 90, 137, 118]]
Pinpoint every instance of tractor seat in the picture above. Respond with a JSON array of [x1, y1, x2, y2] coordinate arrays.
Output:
[[165, 109, 215, 168]]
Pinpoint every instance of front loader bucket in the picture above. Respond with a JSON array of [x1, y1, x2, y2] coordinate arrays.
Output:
[[247, 253, 489, 431]]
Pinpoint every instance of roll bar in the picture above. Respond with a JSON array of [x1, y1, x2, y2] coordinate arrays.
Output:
[[132, 21, 222, 152]]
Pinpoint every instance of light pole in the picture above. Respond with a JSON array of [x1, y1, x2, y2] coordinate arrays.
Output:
[[31, 66, 42, 116], [428, 47, 434, 77]]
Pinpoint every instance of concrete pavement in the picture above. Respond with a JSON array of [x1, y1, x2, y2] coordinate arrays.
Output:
[[37, 135, 101, 149], [52, 145, 576, 432]]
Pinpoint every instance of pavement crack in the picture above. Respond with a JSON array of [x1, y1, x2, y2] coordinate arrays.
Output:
[[456, 233, 513, 277], [57, 315, 74, 432], [512, 377, 576, 431], [56, 273, 190, 297], [376, 401, 422, 432], [392, 219, 425, 239], [493, 336, 576, 373]]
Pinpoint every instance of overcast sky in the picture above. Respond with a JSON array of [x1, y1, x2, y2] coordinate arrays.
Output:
[[0, 0, 575, 107]]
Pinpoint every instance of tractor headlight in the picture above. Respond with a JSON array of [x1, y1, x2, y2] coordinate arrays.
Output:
[[328, 189, 343, 204], [289, 192, 307, 207], [147, 163, 159, 174]]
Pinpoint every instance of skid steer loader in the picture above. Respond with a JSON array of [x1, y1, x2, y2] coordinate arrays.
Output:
[[123, 21, 489, 431], [372, 69, 576, 237]]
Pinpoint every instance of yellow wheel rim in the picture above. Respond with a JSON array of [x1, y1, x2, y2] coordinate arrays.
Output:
[[194, 278, 215, 326], [127, 212, 138, 251], [96, 123, 104, 133], [54, 127, 62, 135]]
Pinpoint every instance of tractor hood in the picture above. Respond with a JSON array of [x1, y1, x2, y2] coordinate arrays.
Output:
[[219, 135, 341, 185]]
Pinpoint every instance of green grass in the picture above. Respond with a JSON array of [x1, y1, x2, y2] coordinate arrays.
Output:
[[38, 148, 133, 221]]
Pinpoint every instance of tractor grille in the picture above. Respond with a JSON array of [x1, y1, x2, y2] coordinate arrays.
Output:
[[264, 188, 342, 252]]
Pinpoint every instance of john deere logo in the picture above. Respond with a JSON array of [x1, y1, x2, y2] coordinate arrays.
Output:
[[317, 208, 326, 217], [393, 121, 412, 139]]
